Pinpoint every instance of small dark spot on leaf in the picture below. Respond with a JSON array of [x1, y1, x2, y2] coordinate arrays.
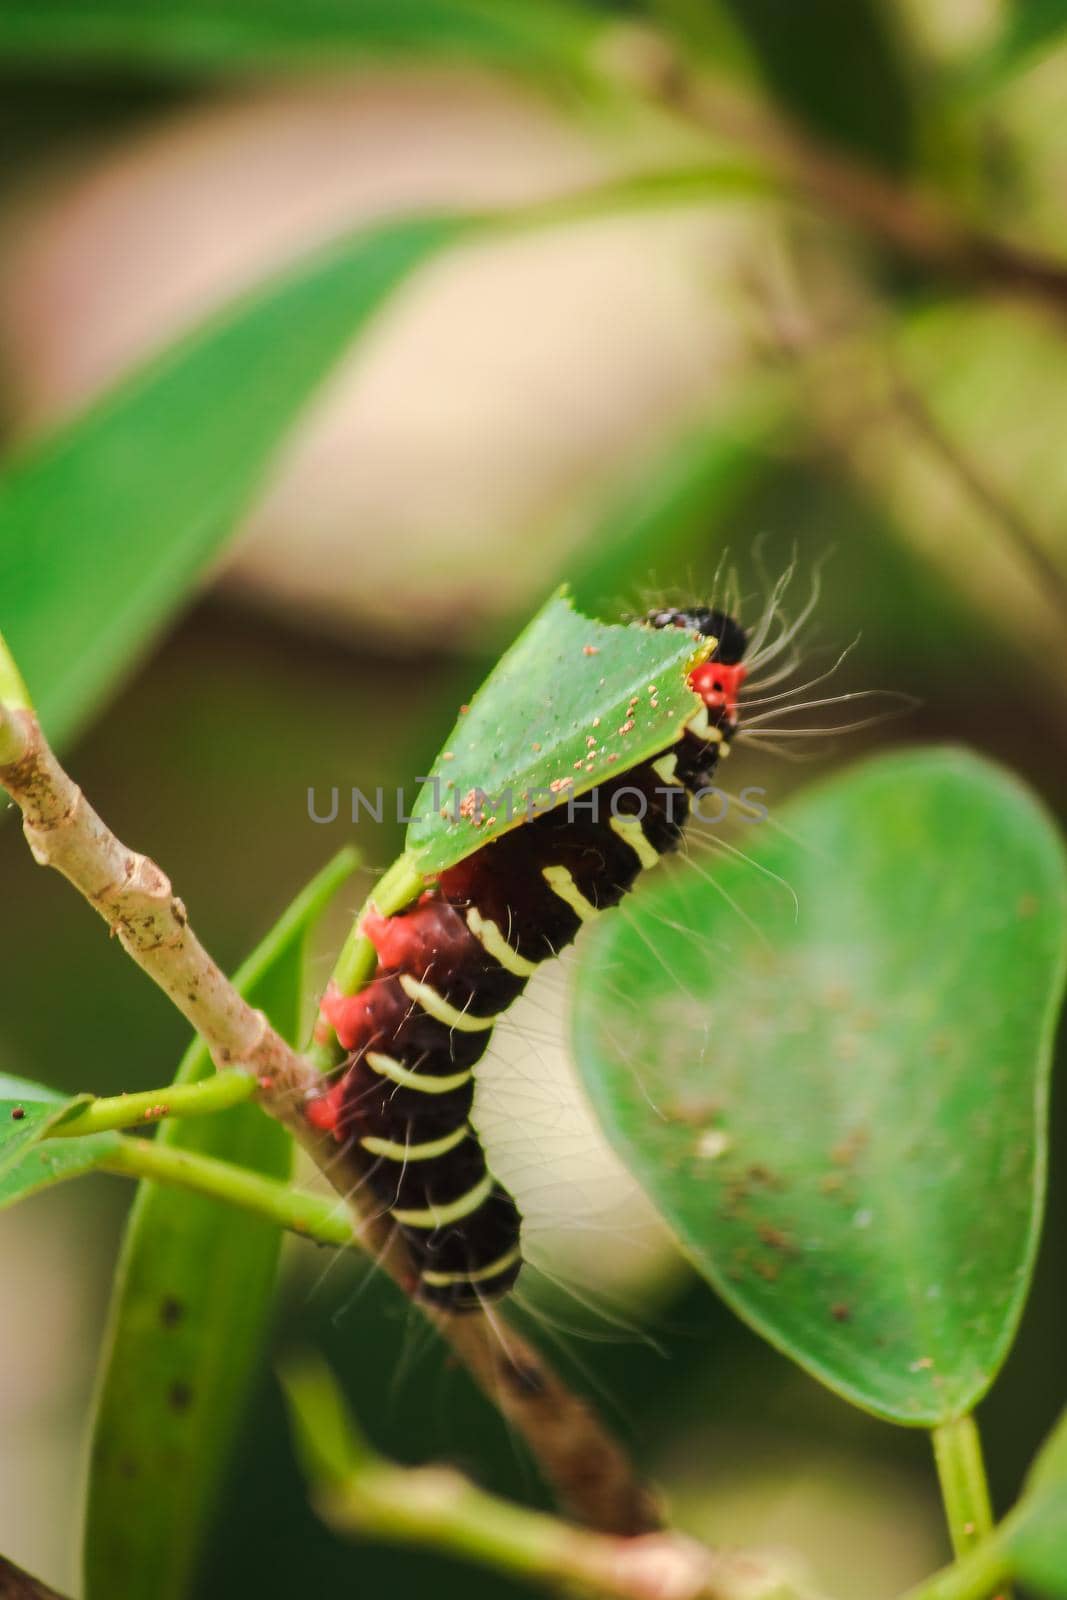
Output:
[[160, 1296, 184, 1328], [169, 1380, 194, 1412], [1017, 893, 1038, 918], [10, 1106, 25, 1121], [831, 1303, 851, 1322]]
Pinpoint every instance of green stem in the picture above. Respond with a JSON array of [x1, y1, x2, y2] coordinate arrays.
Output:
[[932, 1416, 996, 1561], [899, 1532, 1012, 1600], [51, 1070, 258, 1137], [307, 850, 426, 1071], [101, 1137, 355, 1247], [324, 1464, 612, 1589], [280, 1356, 800, 1600], [505, 161, 776, 234], [0, 628, 32, 711]]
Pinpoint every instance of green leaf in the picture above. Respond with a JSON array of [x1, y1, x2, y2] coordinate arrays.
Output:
[[975, 1, 1067, 90], [0, 1073, 82, 1169], [1004, 1406, 1067, 1597], [712, 0, 917, 172], [0, 0, 599, 79], [0, 214, 471, 745], [0, 1072, 120, 1202], [572, 748, 1067, 1424], [0, 1129, 121, 1206], [406, 590, 711, 874], [83, 848, 357, 1600], [1030, 1407, 1067, 1493]]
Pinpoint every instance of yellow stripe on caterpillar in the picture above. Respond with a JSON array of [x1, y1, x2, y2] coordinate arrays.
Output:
[[541, 864, 600, 922], [420, 1244, 524, 1288], [360, 1124, 468, 1162], [609, 813, 661, 870], [365, 1051, 472, 1094], [399, 973, 499, 1032], [465, 906, 539, 977], [392, 1172, 494, 1229], [652, 753, 679, 786]]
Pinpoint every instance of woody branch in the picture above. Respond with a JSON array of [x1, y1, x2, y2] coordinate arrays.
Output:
[[0, 683, 654, 1536]]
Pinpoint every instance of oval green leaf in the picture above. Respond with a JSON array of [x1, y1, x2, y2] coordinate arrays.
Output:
[[0, 1073, 83, 1169], [83, 849, 356, 1600], [0, 0, 599, 80], [406, 591, 710, 873], [0, 1073, 120, 1202], [572, 747, 1067, 1423], [0, 215, 470, 745]]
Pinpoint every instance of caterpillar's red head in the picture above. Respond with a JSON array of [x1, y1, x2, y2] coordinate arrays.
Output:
[[646, 606, 748, 727], [688, 658, 747, 722]]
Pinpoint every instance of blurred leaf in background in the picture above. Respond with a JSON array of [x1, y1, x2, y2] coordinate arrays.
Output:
[[701, 0, 919, 171], [0, 0, 601, 80], [1, 0, 1067, 1595], [84, 851, 355, 1600], [0, 214, 470, 743]]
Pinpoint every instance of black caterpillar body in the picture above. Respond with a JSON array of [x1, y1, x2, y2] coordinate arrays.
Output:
[[311, 608, 748, 1310]]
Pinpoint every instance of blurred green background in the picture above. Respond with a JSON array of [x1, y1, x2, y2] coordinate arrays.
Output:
[[1, 1, 1067, 1594]]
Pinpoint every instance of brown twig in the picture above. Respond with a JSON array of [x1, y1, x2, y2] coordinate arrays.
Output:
[[0, 700, 657, 1535], [0, 705, 305, 1093], [434, 1311, 658, 1533], [604, 28, 1067, 317], [732, 255, 1067, 700], [0, 1555, 69, 1600]]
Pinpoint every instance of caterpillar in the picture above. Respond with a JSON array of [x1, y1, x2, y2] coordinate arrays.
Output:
[[308, 606, 749, 1311]]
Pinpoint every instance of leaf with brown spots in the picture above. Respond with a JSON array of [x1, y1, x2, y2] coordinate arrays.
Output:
[[406, 591, 710, 873], [573, 748, 1067, 1423]]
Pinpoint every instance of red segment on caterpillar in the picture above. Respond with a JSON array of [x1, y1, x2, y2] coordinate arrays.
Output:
[[361, 895, 472, 974], [319, 979, 370, 1052], [306, 1078, 343, 1134]]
